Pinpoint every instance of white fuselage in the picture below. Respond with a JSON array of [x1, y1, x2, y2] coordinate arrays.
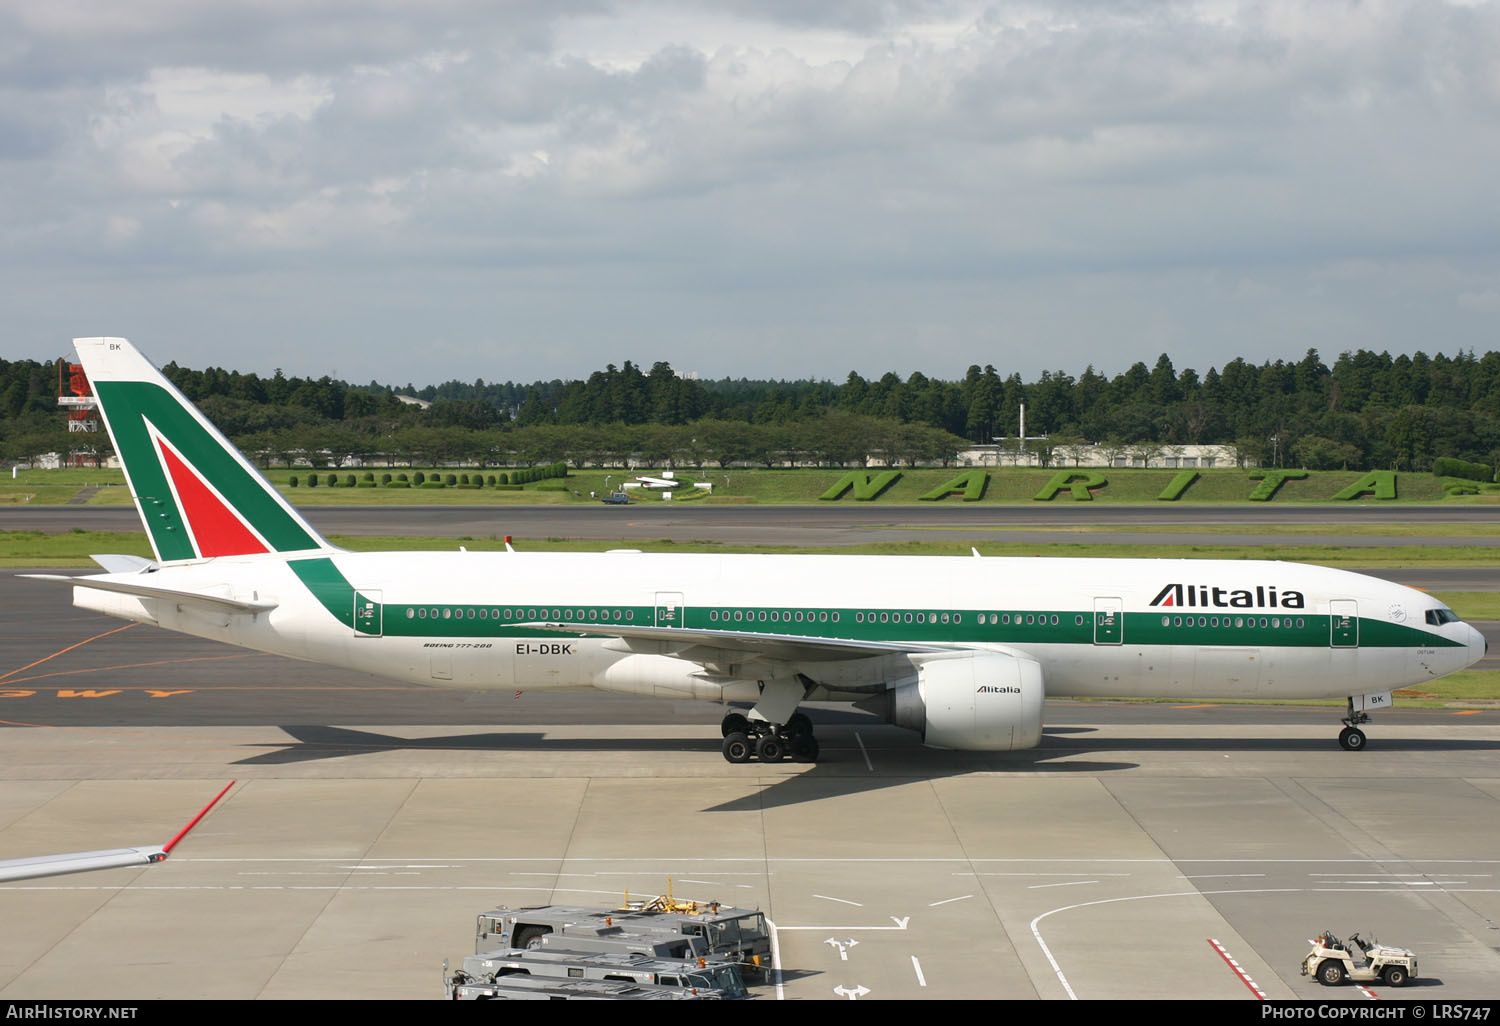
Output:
[[70, 550, 1484, 705]]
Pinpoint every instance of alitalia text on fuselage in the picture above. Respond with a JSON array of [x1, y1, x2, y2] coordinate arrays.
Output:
[[1151, 583, 1305, 609]]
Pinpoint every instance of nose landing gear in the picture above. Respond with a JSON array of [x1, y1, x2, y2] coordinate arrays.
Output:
[[1338, 697, 1372, 751]]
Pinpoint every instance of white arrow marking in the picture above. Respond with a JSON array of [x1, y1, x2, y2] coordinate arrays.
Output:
[[833, 984, 870, 1000], [825, 938, 859, 960]]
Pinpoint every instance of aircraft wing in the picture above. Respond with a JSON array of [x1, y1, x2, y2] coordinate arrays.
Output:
[[519, 621, 954, 663], [0, 846, 170, 883], [0, 782, 233, 883], [20, 574, 278, 614]]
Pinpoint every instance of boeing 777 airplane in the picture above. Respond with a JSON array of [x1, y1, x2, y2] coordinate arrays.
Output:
[[26, 338, 1487, 762]]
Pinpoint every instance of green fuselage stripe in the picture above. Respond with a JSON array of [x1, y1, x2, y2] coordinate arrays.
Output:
[[289, 559, 1459, 649]]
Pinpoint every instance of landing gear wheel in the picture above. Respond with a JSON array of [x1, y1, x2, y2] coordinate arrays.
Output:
[[1317, 960, 1346, 986], [1384, 966, 1407, 987], [755, 734, 786, 763], [790, 734, 820, 762], [721, 712, 751, 738], [786, 712, 812, 736], [1338, 726, 1367, 751], [722, 732, 752, 764]]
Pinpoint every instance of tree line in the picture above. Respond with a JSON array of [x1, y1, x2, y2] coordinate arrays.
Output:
[[3, 348, 1500, 471]]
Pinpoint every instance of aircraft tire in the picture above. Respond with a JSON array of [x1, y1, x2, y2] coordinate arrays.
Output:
[[722, 732, 753, 764], [755, 735, 785, 763], [791, 735, 819, 762], [1338, 727, 1367, 751]]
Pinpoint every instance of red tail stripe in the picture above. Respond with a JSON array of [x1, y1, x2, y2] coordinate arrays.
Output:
[[156, 440, 269, 557]]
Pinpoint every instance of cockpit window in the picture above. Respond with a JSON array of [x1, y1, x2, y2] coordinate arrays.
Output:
[[1425, 608, 1462, 626]]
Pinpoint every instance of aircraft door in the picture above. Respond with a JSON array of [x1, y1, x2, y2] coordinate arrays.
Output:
[[655, 592, 685, 628], [1094, 597, 1123, 645], [353, 589, 382, 637], [1330, 599, 1358, 648]]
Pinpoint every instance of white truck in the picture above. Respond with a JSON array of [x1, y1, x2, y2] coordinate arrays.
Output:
[[1301, 930, 1418, 987]]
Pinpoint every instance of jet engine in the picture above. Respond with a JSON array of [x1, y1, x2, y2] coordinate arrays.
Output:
[[863, 653, 1045, 751]]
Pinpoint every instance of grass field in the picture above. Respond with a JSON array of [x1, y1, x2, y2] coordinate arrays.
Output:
[[0, 466, 1474, 505], [5, 528, 1500, 570]]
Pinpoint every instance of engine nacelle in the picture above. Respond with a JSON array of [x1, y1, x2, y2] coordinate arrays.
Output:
[[876, 653, 1045, 751]]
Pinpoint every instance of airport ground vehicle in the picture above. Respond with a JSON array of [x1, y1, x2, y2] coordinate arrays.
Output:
[[449, 948, 746, 998], [446, 973, 716, 1000], [1301, 931, 1418, 987], [600, 491, 630, 504], [474, 899, 771, 972]]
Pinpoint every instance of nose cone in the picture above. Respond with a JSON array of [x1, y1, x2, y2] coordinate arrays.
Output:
[[1467, 624, 1487, 668]]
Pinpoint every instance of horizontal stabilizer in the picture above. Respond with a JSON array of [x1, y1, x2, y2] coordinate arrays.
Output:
[[21, 574, 277, 614], [91, 553, 157, 574]]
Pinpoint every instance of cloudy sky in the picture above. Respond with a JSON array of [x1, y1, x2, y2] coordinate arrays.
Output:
[[3, 1, 1498, 385]]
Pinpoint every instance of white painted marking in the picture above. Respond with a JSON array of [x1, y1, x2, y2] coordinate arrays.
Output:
[[928, 894, 973, 907], [912, 955, 927, 987], [171, 856, 1500, 865], [1029, 880, 1098, 889], [675, 877, 754, 887], [854, 731, 874, 771], [974, 872, 1132, 877], [825, 938, 858, 960], [813, 893, 864, 907], [1207, 938, 1267, 999], [891, 916, 909, 929], [1029, 911, 1078, 1000], [1178, 874, 1266, 879], [1308, 872, 1462, 877], [769, 914, 784, 1002], [779, 919, 909, 933], [833, 984, 869, 1000]]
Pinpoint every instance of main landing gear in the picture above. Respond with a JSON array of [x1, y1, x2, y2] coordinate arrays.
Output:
[[1338, 698, 1370, 751], [720, 711, 819, 764]]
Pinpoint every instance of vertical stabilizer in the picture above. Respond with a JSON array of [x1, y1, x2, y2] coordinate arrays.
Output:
[[73, 337, 333, 562]]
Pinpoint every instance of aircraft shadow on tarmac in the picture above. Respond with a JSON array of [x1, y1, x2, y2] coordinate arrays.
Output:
[[234, 725, 724, 765], [235, 722, 1500, 813]]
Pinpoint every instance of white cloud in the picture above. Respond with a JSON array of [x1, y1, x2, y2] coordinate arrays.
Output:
[[2, 0, 1499, 384]]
